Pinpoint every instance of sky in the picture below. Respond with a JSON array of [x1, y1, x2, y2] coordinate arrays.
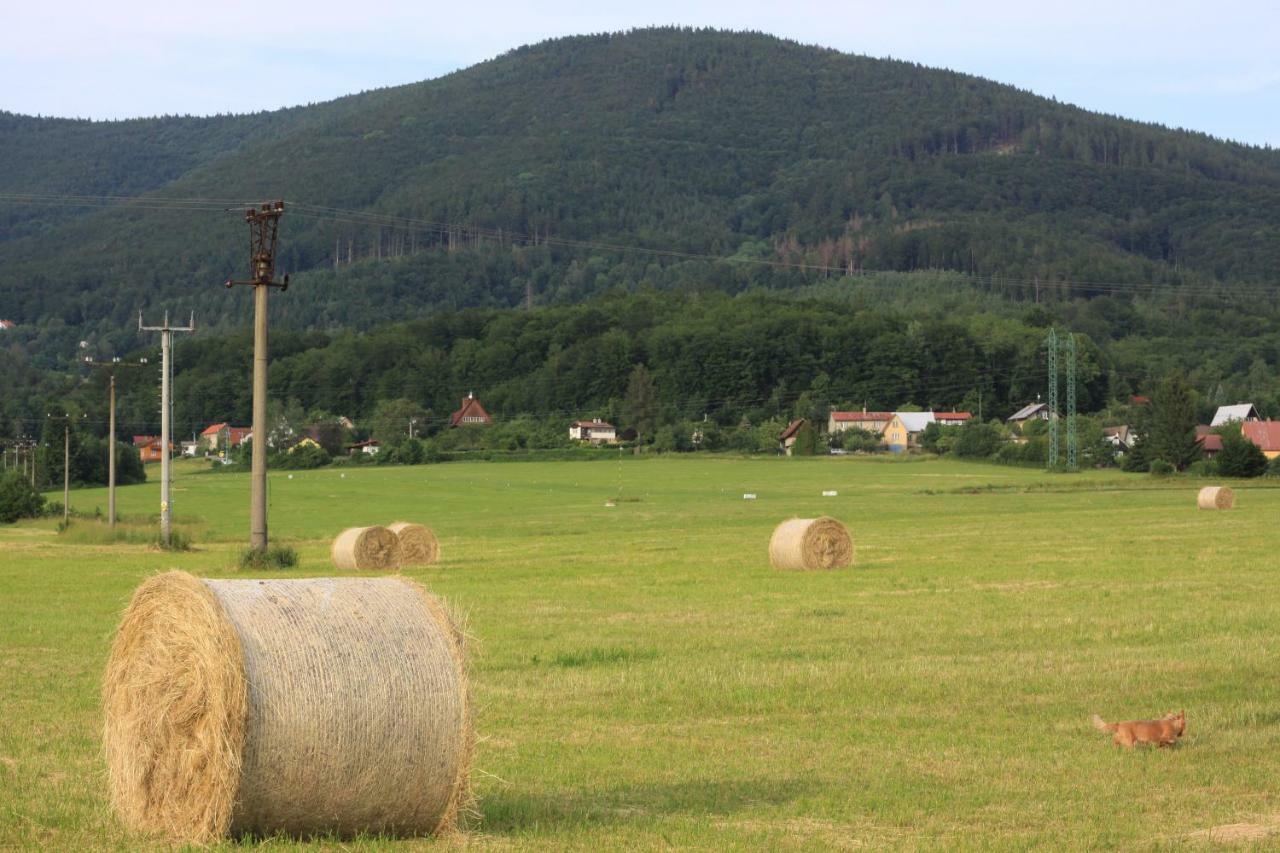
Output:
[[4, 1, 1278, 147]]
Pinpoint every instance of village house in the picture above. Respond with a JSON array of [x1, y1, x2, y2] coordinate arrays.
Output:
[[883, 412, 936, 452], [132, 436, 175, 464], [778, 419, 807, 456], [1195, 426, 1224, 459], [569, 419, 616, 443], [450, 392, 492, 427], [0, 320, 15, 331], [934, 411, 973, 427], [200, 422, 251, 454], [1007, 402, 1051, 426], [346, 439, 381, 456], [1102, 425, 1136, 453], [1210, 403, 1261, 427], [180, 440, 199, 458], [1242, 421, 1280, 460], [828, 410, 894, 435]]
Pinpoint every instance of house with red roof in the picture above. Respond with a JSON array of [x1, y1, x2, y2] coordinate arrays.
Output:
[[200, 422, 251, 454], [934, 412, 972, 426], [450, 392, 492, 427], [1195, 426, 1224, 459], [1242, 421, 1280, 460], [827, 410, 894, 435]]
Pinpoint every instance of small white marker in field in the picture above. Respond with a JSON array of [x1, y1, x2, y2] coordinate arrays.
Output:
[[822, 490, 837, 497], [340, 473, 345, 479], [743, 493, 757, 500], [287, 474, 293, 480]]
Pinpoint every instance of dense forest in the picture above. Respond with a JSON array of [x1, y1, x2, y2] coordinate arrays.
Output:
[[3, 28, 1280, 362]]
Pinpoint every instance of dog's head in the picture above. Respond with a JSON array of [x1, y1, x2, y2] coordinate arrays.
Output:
[[1167, 710, 1186, 737]]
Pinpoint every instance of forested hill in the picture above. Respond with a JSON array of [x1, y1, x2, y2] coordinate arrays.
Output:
[[3, 27, 1280, 355]]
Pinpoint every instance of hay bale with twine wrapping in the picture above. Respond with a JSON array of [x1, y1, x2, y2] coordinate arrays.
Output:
[[331, 525, 401, 570], [1197, 486, 1236, 510], [389, 521, 440, 566], [769, 516, 855, 570], [102, 571, 471, 844]]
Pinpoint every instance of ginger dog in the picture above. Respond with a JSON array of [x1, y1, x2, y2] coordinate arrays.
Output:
[[1092, 710, 1185, 748]]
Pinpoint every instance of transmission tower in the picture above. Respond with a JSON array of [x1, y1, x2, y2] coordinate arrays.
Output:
[[1066, 332, 1078, 471], [1046, 327, 1058, 468], [1044, 327, 1079, 471]]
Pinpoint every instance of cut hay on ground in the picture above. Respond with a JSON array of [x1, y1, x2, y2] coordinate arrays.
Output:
[[768, 517, 855, 570], [389, 522, 440, 566], [102, 571, 471, 844], [1197, 486, 1236, 510], [331, 525, 401, 570]]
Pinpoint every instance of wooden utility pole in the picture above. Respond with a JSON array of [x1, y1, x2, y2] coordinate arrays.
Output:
[[225, 201, 288, 552], [84, 355, 149, 527], [139, 312, 195, 546], [45, 414, 82, 523]]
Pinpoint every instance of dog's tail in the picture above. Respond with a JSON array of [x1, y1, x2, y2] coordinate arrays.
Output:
[[1092, 714, 1117, 733]]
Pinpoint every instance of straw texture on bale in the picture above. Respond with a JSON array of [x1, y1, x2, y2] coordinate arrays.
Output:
[[1197, 486, 1236, 510], [102, 571, 472, 844], [768, 516, 855, 570], [331, 525, 401, 570], [389, 522, 441, 566]]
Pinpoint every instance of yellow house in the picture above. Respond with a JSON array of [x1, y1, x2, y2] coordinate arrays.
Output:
[[883, 412, 936, 452], [1242, 422, 1280, 460]]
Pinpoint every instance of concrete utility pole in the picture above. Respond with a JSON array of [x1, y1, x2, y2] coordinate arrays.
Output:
[[84, 355, 149, 527], [225, 201, 288, 552], [45, 414, 83, 523], [139, 312, 195, 546]]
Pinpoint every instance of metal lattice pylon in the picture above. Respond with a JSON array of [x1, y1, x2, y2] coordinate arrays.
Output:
[[1046, 328, 1058, 468], [1066, 332, 1078, 470]]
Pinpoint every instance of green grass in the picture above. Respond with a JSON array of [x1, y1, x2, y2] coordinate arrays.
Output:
[[2, 455, 1279, 849]]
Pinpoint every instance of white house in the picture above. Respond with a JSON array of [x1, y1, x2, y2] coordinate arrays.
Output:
[[347, 439, 381, 456], [1007, 402, 1051, 425], [569, 420, 616, 443], [1210, 403, 1261, 427]]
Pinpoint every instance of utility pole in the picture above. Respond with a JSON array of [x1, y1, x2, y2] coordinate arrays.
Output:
[[46, 414, 84, 523], [139, 311, 195, 546], [1046, 327, 1058, 469], [409, 418, 417, 441], [225, 200, 288, 552], [84, 355, 149, 527]]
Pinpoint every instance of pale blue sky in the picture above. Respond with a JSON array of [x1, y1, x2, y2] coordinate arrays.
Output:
[[5, 1, 1278, 147]]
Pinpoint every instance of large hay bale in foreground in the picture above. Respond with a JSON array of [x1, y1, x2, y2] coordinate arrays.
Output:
[[331, 525, 401, 570], [1197, 486, 1236, 510], [389, 521, 441, 566], [102, 571, 471, 844], [769, 517, 855, 570]]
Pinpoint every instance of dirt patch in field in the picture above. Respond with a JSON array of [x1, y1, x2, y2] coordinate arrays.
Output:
[[1189, 820, 1280, 843]]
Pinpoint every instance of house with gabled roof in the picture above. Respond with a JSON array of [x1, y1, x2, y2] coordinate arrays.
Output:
[[1211, 404, 1261, 427], [570, 420, 616, 443], [778, 418, 808, 456], [1008, 402, 1051, 425], [1242, 421, 1280, 460], [828, 410, 894, 435], [450, 392, 492, 427], [883, 412, 936, 452]]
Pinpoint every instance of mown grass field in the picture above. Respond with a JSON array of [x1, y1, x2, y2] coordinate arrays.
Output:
[[2, 455, 1279, 849]]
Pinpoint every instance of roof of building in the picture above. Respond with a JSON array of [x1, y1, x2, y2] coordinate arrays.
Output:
[[831, 411, 894, 422], [450, 393, 492, 426], [347, 439, 381, 448], [132, 435, 157, 446], [1103, 425, 1132, 440], [572, 420, 614, 429], [201, 422, 228, 436], [1198, 433, 1224, 452], [1008, 402, 1049, 421], [0, 320, 15, 329], [894, 412, 936, 432], [934, 411, 972, 421], [1243, 421, 1280, 452], [1129, 395, 1150, 405], [1211, 403, 1260, 427], [779, 419, 806, 441]]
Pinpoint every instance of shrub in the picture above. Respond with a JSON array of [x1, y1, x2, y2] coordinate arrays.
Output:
[[1215, 429, 1269, 478], [238, 544, 299, 570], [1149, 459, 1176, 477], [954, 423, 1004, 459], [1185, 459, 1218, 477], [0, 473, 46, 524], [1268, 455, 1280, 478]]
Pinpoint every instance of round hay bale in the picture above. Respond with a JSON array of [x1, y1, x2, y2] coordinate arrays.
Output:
[[102, 571, 471, 844], [1197, 486, 1236, 510], [389, 521, 440, 566], [331, 525, 401, 570], [768, 516, 855, 570]]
